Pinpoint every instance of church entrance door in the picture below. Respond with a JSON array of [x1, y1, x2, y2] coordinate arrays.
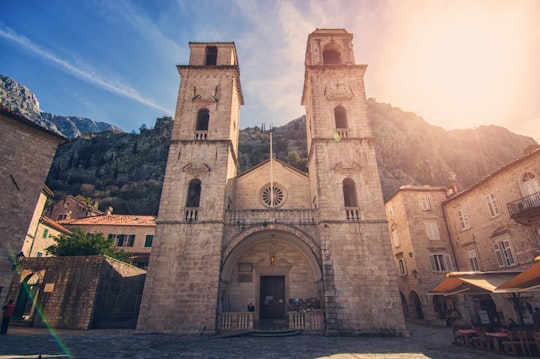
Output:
[[260, 276, 285, 319]]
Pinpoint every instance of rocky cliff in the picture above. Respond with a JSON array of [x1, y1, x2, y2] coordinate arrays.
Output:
[[2, 74, 537, 215], [0, 75, 122, 138]]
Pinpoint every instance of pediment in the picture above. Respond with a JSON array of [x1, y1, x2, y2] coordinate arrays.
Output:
[[191, 86, 219, 103], [334, 161, 362, 173], [182, 162, 211, 175], [325, 80, 353, 100]]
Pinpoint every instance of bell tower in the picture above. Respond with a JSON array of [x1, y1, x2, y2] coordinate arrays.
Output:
[[302, 29, 406, 334], [138, 42, 243, 334]]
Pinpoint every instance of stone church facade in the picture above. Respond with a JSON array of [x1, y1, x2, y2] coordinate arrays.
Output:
[[138, 29, 406, 335]]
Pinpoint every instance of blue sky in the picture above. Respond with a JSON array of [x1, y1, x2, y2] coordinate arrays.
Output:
[[1, 0, 539, 142]]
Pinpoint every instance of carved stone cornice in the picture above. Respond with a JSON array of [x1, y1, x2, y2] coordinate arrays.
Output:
[[182, 162, 211, 176], [333, 161, 362, 173]]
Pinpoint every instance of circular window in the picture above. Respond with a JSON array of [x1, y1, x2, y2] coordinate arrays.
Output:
[[261, 185, 285, 208]]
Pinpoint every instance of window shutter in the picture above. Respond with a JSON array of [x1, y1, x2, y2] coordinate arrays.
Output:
[[429, 255, 437, 271], [444, 255, 453, 271], [502, 240, 516, 266], [494, 243, 505, 267]]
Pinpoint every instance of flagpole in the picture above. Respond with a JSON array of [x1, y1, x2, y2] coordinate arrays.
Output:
[[270, 125, 274, 208]]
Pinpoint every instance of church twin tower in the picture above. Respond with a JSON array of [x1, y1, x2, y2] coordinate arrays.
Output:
[[138, 29, 406, 335]]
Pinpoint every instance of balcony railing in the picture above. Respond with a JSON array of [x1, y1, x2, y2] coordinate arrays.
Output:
[[506, 191, 540, 225], [184, 207, 199, 222], [343, 207, 360, 221], [194, 130, 208, 140], [226, 209, 318, 226], [335, 128, 350, 139]]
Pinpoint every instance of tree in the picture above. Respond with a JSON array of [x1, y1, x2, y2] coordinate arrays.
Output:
[[46, 228, 132, 264]]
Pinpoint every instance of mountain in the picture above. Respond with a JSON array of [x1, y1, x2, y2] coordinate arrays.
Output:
[[0, 75, 122, 138], [368, 99, 537, 199], [3, 75, 537, 215]]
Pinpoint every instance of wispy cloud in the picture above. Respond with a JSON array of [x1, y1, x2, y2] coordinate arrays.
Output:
[[0, 23, 172, 114]]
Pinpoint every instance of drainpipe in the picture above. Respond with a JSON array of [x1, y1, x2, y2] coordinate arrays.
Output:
[[441, 201, 460, 270]]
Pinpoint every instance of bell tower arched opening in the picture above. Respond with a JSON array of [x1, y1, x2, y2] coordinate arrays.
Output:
[[323, 48, 342, 64]]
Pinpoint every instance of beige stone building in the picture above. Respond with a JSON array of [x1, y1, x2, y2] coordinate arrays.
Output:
[[385, 146, 540, 327], [138, 29, 406, 335], [21, 186, 73, 258], [442, 146, 540, 325], [385, 185, 458, 325], [60, 214, 156, 269], [22, 216, 73, 258], [0, 105, 66, 304]]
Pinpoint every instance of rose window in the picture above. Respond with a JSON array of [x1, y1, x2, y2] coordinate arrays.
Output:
[[262, 185, 284, 208]]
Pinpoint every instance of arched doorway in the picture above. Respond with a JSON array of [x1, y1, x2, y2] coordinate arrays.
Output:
[[221, 228, 322, 328], [14, 273, 40, 321], [409, 291, 424, 320]]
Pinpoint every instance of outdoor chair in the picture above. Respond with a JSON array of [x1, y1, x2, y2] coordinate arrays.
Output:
[[501, 330, 525, 356], [472, 328, 493, 351]]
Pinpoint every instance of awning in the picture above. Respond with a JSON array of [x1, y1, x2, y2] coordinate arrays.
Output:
[[428, 271, 521, 296], [495, 256, 540, 293]]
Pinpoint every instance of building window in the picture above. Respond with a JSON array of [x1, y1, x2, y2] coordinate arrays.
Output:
[[342, 178, 358, 207], [391, 229, 400, 248], [420, 195, 432, 210], [429, 254, 453, 272], [196, 109, 209, 131], [36, 251, 43, 257], [57, 214, 67, 221], [467, 249, 480, 271], [186, 179, 202, 208], [494, 240, 516, 267], [144, 235, 153, 247], [425, 222, 440, 240], [522, 172, 540, 196], [398, 258, 407, 276], [261, 185, 284, 208], [486, 192, 501, 217], [387, 204, 394, 220], [334, 106, 347, 129], [457, 208, 471, 231], [109, 234, 135, 247], [205, 46, 217, 65], [323, 48, 341, 64], [42, 228, 49, 238]]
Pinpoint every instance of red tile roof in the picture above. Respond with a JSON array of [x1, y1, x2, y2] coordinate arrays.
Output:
[[41, 216, 73, 235], [60, 214, 156, 226]]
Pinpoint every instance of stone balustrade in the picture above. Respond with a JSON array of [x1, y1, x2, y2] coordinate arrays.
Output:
[[194, 130, 208, 140], [226, 209, 318, 226], [218, 312, 253, 331], [288, 311, 324, 332]]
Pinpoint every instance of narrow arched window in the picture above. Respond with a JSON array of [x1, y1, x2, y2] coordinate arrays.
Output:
[[343, 178, 358, 207], [335, 106, 347, 129], [522, 172, 539, 196], [186, 179, 201, 208], [206, 46, 217, 65], [196, 109, 209, 131], [323, 49, 341, 64]]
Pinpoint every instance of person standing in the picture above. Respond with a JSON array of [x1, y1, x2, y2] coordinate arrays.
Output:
[[0, 300, 16, 334]]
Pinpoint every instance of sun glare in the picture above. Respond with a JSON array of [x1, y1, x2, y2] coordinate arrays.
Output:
[[370, 1, 536, 131]]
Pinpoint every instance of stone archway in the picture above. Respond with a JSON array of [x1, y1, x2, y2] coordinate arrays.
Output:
[[220, 226, 322, 327], [409, 291, 424, 320], [14, 272, 41, 322]]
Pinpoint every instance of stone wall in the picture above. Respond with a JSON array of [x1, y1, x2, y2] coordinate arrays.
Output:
[[7, 256, 145, 329], [0, 110, 64, 304]]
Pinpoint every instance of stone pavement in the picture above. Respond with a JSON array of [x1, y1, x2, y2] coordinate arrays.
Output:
[[0, 322, 514, 359]]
